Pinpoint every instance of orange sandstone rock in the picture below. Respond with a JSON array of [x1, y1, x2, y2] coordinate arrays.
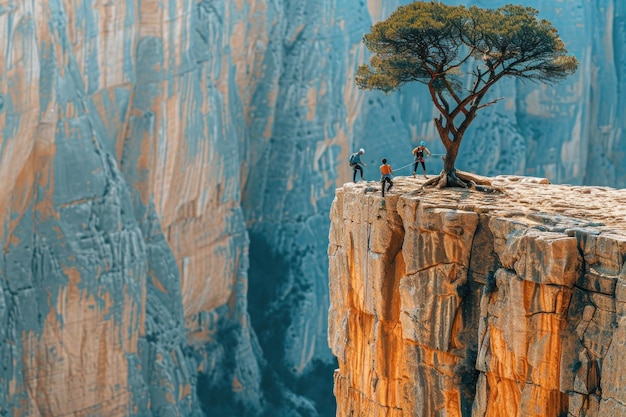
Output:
[[328, 176, 626, 417]]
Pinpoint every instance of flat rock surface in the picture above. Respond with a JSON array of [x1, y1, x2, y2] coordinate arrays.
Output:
[[346, 174, 626, 230]]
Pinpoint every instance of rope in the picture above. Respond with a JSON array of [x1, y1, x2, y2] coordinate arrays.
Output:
[[393, 154, 447, 172], [394, 162, 415, 171]]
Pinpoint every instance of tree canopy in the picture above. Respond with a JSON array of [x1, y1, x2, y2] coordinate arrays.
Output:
[[356, 2, 578, 187]]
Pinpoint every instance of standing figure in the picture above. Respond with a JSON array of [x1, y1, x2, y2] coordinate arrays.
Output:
[[349, 148, 367, 182], [380, 158, 394, 197], [412, 140, 431, 178]]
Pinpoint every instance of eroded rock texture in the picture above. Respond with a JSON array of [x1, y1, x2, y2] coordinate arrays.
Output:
[[1, 0, 350, 414], [329, 176, 626, 417], [1, 0, 625, 416]]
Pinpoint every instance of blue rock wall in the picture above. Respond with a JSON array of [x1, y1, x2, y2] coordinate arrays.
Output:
[[359, 0, 626, 187], [0, 0, 624, 416]]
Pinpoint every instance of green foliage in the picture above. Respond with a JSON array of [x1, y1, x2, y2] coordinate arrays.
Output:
[[357, 2, 578, 93], [356, 2, 578, 176]]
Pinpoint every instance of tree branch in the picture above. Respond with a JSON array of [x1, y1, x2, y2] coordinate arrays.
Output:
[[437, 89, 450, 113], [433, 115, 453, 149], [427, 69, 450, 118], [445, 47, 477, 73], [452, 65, 509, 119], [476, 97, 504, 110], [441, 76, 463, 108]]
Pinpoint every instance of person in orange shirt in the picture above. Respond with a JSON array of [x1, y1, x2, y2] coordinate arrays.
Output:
[[379, 158, 394, 197]]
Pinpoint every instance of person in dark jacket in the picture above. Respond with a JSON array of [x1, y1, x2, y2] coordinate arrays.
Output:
[[349, 148, 367, 182], [412, 140, 431, 178]]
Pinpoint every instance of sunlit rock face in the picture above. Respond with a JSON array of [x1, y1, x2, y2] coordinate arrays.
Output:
[[328, 176, 626, 417], [0, 0, 624, 415]]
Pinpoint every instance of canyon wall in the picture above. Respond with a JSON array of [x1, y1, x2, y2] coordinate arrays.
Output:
[[328, 176, 626, 417], [0, 0, 625, 416]]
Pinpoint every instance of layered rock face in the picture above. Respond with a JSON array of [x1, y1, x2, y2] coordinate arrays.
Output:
[[329, 176, 626, 417], [0, 0, 347, 414], [1, 0, 625, 416]]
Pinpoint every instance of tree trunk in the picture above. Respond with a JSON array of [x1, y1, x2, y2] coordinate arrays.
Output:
[[433, 112, 475, 188], [442, 140, 468, 187], [443, 145, 458, 174]]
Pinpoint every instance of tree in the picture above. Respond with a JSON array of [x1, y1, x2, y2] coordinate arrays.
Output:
[[356, 2, 578, 188]]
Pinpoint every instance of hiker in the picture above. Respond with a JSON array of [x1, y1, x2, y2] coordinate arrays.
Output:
[[349, 148, 367, 182], [412, 140, 431, 178], [380, 158, 393, 197]]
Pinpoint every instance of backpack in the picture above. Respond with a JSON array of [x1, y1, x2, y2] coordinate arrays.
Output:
[[349, 153, 357, 165]]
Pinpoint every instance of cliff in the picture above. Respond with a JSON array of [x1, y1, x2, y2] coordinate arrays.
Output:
[[1, 0, 625, 416], [328, 176, 626, 417]]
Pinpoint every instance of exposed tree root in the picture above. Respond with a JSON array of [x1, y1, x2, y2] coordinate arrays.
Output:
[[456, 170, 492, 185], [421, 169, 505, 193]]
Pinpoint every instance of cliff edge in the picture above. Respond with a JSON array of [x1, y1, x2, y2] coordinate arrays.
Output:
[[328, 175, 626, 417]]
